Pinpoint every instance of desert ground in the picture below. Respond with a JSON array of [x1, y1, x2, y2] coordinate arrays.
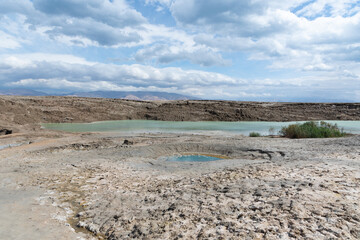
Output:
[[1, 96, 360, 239]]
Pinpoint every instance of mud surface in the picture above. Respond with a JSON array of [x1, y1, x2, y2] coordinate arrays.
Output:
[[1, 130, 359, 239]]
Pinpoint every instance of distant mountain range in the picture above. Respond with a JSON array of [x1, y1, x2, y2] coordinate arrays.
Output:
[[0, 88, 356, 102], [0, 89, 198, 101], [67, 91, 198, 100], [0, 89, 48, 96]]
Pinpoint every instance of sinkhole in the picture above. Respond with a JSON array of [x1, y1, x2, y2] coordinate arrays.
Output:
[[166, 154, 227, 162]]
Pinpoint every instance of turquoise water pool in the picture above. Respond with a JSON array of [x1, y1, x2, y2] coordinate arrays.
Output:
[[42, 120, 360, 135], [167, 155, 222, 162]]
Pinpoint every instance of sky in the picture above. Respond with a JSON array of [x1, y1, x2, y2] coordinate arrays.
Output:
[[0, 0, 360, 102]]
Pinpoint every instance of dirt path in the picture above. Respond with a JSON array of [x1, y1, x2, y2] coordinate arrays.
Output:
[[0, 134, 95, 240]]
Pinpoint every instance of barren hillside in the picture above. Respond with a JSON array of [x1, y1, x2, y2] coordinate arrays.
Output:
[[1, 95, 360, 132]]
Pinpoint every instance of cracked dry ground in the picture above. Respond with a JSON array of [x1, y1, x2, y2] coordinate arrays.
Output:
[[31, 135, 360, 240]]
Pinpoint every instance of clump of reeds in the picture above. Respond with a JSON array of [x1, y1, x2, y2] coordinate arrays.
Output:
[[279, 121, 346, 139]]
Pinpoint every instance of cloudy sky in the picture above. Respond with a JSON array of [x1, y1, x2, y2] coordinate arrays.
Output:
[[1, 0, 360, 101]]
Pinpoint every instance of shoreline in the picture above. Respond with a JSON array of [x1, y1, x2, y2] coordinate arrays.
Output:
[[1, 96, 360, 134]]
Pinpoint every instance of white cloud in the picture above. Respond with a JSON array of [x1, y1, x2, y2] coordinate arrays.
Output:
[[32, 0, 146, 27], [145, 0, 173, 8], [0, 30, 21, 49], [0, 0, 34, 15], [2, 53, 359, 101], [0, 53, 244, 98], [1, 53, 95, 67], [171, 0, 360, 81], [134, 43, 230, 66], [11, 78, 122, 91], [294, 0, 360, 18], [0, 0, 146, 47], [0, 0, 225, 66]]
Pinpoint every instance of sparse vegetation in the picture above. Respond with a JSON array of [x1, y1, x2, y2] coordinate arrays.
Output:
[[280, 121, 346, 139], [268, 127, 275, 135], [249, 132, 261, 137]]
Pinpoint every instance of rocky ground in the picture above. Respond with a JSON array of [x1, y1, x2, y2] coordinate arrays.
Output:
[[1, 129, 359, 239]]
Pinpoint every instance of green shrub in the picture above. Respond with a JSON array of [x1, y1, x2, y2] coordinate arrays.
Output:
[[249, 132, 261, 137], [279, 121, 346, 139]]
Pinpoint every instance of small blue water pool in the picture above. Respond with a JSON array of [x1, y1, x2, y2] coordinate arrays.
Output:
[[167, 155, 223, 162]]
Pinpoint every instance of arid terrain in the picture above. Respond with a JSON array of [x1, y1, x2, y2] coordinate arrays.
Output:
[[1, 95, 360, 132], [0, 95, 359, 239]]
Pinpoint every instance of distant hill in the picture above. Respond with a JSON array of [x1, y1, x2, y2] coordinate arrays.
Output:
[[0, 89, 48, 96], [0, 89, 198, 100], [66, 91, 198, 100]]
